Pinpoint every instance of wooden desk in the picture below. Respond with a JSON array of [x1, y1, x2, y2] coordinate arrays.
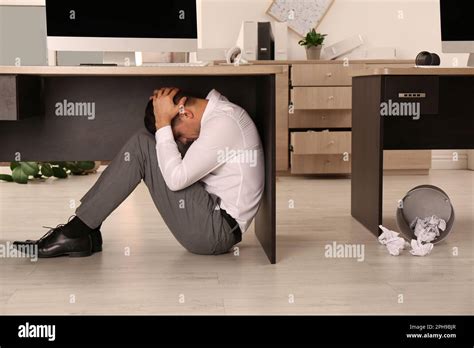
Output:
[[0, 65, 286, 263], [220, 60, 428, 175], [350, 67, 474, 235]]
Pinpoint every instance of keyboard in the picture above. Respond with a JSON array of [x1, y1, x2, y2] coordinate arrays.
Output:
[[141, 62, 210, 67]]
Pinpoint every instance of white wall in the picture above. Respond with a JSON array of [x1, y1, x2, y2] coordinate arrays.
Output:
[[199, 0, 470, 65]]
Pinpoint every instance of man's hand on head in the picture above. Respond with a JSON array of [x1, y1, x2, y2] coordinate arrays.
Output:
[[151, 87, 187, 130]]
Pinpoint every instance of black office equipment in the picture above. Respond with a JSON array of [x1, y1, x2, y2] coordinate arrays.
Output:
[[258, 22, 274, 60], [415, 51, 441, 66], [45, 1, 197, 39], [440, 0, 474, 66]]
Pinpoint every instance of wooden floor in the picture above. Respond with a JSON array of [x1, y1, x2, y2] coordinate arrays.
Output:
[[0, 168, 472, 315]]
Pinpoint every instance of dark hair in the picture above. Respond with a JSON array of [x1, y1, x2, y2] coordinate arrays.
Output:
[[143, 91, 194, 135], [144, 100, 156, 135]]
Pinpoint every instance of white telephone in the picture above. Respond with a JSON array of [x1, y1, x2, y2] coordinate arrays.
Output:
[[225, 46, 250, 66]]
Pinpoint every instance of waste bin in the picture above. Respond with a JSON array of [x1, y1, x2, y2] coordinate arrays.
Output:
[[396, 185, 455, 244]]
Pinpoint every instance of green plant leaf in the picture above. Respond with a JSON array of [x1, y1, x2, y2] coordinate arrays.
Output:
[[40, 163, 53, 177], [10, 162, 20, 171], [64, 162, 79, 172], [76, 161, 95, 171], [20, 162, 39, 177], [299, 29, 327, 48], [12, 167, 28, 184], [52, 166, 68, 179], [50, 161, 66, 167], [70, 169, 84, 175], [0, 174, 13, 182], [70, 169, 85, 176]]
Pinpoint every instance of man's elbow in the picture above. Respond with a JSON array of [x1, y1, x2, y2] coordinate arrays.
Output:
[[165, 179, 186, 192], [162, 167, 191, 191]]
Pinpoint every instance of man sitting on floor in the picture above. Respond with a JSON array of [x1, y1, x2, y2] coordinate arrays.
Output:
[[14, 88, 264, 257]]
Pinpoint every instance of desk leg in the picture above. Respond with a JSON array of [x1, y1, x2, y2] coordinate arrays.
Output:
[[351, 76, 383, 236], [254, 76, 276, 264]]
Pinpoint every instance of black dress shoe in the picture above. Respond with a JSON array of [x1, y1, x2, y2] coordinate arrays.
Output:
[[14, 225, 92, 258], [16, 229, 103, 253], [90, 229, 103, 252], [39, 225, 92, 258]]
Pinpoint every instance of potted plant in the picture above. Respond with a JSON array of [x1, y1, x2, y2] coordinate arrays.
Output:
[[298, 29, 327, 60]]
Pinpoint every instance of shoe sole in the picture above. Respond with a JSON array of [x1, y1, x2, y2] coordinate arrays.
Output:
[[68, 251, 93, 257], [24, 241, 102, 252], [14, 246, 96, 258], [36, 250, 93, 258]]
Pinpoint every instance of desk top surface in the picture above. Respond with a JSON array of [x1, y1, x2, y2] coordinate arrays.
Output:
[[352, 66, 474, 77], [0, 65, 287, 76], [215, 59, 414, 65]]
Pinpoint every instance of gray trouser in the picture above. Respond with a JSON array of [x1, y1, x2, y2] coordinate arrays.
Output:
[[75, 129, 241, 255]]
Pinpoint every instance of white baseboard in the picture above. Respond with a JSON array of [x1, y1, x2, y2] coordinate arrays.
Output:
[[432, 150, 468, 170]]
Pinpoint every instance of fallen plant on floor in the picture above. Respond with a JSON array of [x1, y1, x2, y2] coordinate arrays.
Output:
[[0, 161, 98, 184]]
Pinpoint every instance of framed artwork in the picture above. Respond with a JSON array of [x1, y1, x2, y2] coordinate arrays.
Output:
[[267, 0, 334, 37]]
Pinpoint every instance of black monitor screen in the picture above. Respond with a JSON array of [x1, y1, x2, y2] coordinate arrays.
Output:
[[440, 0, 474, 41], [45, 0, 197, 39]]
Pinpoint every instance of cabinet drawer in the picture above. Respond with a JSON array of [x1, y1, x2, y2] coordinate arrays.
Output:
[[383, 76, 439, 115], [289, 109, 352, 128], [292, 63, 363, 86], [292, 87, 352, 110], [291, 154, 351, 174], [291, 131, 351, 155]]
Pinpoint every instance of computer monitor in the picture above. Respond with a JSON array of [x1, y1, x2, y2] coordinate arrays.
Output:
[[440, 0, 474, 67], [45, 0, 198, 64]]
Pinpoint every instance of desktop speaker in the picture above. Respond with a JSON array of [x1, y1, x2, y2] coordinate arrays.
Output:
[[415, 51, 441, 66]]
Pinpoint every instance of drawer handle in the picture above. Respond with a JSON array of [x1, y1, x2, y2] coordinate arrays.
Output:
[[328, 96, 334, 100], [326, 72, 332, 77], [321, 116, 326, 120], [329, 140, 335, 145]]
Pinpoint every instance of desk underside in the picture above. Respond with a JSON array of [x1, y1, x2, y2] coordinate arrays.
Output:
[[0, 74, 276, 263]]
